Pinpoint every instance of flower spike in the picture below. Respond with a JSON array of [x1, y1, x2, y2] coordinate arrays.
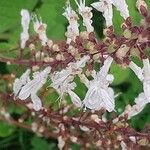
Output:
[[20, 9, 30, 49], [63, 0, 79, 43], [75, 0, 94, 32], [32, 14, 48, 46]]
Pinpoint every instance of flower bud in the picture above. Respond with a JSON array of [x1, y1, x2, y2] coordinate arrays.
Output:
[[52, 44, 60, 52], [47, 39, 53, 48], [136, 0, 148, 17], [123, 29, 132, 39], [116, 44, 129, 60]]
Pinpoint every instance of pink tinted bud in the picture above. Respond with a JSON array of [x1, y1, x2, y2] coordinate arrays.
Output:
[[136, 0, 148, 17]]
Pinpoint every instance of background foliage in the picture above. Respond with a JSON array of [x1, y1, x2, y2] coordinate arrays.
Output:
[[1, 0, 150, 149]]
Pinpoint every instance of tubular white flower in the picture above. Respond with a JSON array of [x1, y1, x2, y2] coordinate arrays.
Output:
[[63, 1, 79, 43], [20, 9, 30, 49], [68, 90, 82, 107], [83, 56, 115, 112], [31, 93, 42, 111], [32, 15, 48, 46], [143, 59, 150, 101], [129, 58, 150, 101], [91, 0, 113, 27], [135, 93, 148, 107], [129, 61, 144, 81], [13, 69, 31, 97], [18, 67, 51, 111], [112, 0, 129, 19], [98, 56, 113, 78], [75, 0, 94, 32], [78, 73, 90, 87]]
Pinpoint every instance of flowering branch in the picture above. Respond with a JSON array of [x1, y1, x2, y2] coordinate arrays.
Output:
[[1, 0, 150, 149]]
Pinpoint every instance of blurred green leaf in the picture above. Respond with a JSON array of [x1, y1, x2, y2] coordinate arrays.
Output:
[[8, 104, 26, 115], [71, 143, 80, 150], [0, 121, 15, 137], [31, 136, 56, 150], [0, 79, 7, 92]]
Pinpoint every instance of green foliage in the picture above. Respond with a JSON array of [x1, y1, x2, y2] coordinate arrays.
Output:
[[0, 121, 16, 137], [37, 0, 66, 39], [31, 136, 57, 150], [110, 62, 130, 85], [0, 0, 38, 33]]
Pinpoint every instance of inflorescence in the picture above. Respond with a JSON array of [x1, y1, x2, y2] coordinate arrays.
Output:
[[1, 0, 150, 149]]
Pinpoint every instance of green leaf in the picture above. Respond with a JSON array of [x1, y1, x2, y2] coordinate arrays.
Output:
[[31, 136, 56, 150], [0, 0, 38, 33], [0, 121, 15, 137], [37, 0, 67, 39], [110, 62, 130, 85], [8, 104, 26, 115], [0, 79, 7, 93], [71, 143, 80, 150], [0, 0, 38, 58]]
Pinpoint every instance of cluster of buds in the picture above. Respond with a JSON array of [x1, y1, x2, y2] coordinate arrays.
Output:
[[1, 0, 150, 149]]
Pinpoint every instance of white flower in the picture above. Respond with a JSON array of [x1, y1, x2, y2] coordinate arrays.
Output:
[[51, 55, 90, 103], [142, 59, 150, 100], [75, 0, 94, 32], [51, 68, 75, 95], [68, 90, 82, 107], [121, 93, 147, 119], [91, 0, 129, 27], [13, 69, 31, 97], [129, 61, 144, 80], [91, 0, 113, 27], [18, 67, 51, 111], [68, 55, 90, 70], [31, 93, 42, 111], [82, 56, 115, 112], [63, 1, 79, 43], [58, 136, 65, 150], [129, 58, 150, 102], [51, 68, 76, 99], [78, 73, 90, 87], [112, 0, 129, 19], [65, 26, 77, 44], [120, 141, 127, 150], [32, 15, 48, 46], [135, 93, 148, 107], [20, 9, 30, 49]]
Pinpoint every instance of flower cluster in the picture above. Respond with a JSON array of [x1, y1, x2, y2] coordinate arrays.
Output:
[[0, 0, 148, 149], [13, 67, 51, 111], [13, 0, 150, 118]]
